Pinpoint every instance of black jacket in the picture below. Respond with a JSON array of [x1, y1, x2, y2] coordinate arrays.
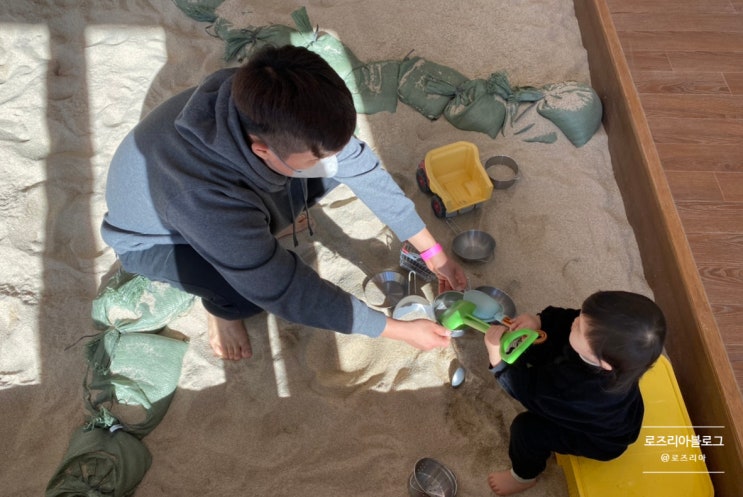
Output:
[[497, 306, 643, 445]]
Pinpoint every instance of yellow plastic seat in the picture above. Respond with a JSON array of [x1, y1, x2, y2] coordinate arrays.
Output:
[[556, 355, 714, 496]]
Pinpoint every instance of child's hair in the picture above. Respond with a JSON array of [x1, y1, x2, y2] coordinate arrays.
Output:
[[581, 290, 666, 393], [231, 45, 356, 160]]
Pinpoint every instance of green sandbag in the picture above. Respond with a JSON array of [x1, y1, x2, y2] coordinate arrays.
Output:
[[306, 33, 363, 79], [92, 268, 194, 333], [84, 328, 189, 438], [291, 7, 363, 79], [397, 56, 468, 120], [486, 71, 543, 103], [486, 71, 543, 127], [45, 426, 152, 497], [344, 60, 400, 114], [536, 81, 602, 147], [444, 79, 507, 138], [171, 0, 225, 23], [210, 18, 307, 63]]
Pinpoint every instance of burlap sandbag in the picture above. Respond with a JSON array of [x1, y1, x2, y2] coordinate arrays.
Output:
[[45, 427, 151, 497], [397, 56, 468, 120], [91, 268, 194, 333], [444, 78, 507, 138], [84, 327, 189, 438], [536, 81, 602, 147], [345, 60, 401, 114]]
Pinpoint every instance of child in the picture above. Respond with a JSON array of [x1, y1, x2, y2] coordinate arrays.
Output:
[[483, 290, 666, 495]]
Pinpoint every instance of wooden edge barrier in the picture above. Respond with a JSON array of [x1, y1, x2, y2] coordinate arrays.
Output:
[[572, 0, 743, 495]]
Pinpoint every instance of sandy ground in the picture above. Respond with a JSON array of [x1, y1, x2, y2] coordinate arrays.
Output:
[[0, 1, 652, 495]]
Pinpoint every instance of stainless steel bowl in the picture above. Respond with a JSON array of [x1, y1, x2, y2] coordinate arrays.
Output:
[[409, 458, 458, 497], [475, 285, 517, 323], [394, 294, 435, 321], [451, 230, 496, 263], [363, 270, 407, 308], [408, 472, 429, 497]]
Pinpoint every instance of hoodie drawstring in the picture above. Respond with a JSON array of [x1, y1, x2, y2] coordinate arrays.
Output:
[[286, 178, 313, 247]]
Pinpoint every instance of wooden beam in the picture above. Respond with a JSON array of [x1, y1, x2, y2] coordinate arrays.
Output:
[[573, 0, 743, 495]]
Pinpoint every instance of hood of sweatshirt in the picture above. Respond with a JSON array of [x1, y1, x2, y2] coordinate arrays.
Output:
[[174, 68, 288, 194], [174, 68, 315, 245]]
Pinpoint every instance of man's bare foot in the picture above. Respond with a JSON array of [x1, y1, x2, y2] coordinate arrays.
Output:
[[207, 313, 253, 360], [487, 469, 536, 496]]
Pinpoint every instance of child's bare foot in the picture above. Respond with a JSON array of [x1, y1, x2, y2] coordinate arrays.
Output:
[[207, 313, 253, 360], [488, 469, 536, 496]]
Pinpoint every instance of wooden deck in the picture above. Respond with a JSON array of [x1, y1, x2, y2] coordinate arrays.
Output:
[[607, 0, 743, 391], [574, 1, 743, 495]]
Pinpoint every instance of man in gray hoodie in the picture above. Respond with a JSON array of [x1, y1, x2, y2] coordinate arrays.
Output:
[[101, 45, 467, 360]]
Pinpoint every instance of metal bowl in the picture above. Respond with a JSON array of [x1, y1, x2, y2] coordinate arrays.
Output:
[[363, 270, 407, 308], [408, 472, 428, 497], [394, 295, 435, 321], [451, 230, 496, 263], [409, 458, 458, 497], [475, 285, 517, 323]]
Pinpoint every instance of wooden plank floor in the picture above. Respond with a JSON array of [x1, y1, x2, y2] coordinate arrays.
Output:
[[605, 0, 743, 393]]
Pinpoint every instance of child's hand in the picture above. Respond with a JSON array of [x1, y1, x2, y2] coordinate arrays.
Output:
[[506, 313, 541, 331], [484, 325, 508, 366]]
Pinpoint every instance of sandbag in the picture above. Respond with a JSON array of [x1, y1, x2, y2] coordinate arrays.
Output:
[[486, 71, 543, 127], [84, 328, 189, 438], [536, 81, 602, 147], [171, 0, 225, 23], [344, 60, 400, 114], [45, 427, 151, 497], [92, 268, 194, 333], [306, 33, 363, 79], [397, 56, 468, 120], [444, 78, 506, 138], [88, 268, 191, 437], [210, 18, 306, 62], [291, 7, 363, 79]]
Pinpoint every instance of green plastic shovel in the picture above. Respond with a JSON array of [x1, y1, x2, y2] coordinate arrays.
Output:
[[439, 300, 490, 332], [438, 300, 543, 364]]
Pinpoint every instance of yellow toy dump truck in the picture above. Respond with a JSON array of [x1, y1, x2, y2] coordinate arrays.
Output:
[[416, 141, 494, 218]]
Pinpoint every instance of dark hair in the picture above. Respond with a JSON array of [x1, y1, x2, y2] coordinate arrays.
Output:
[[231, 45, 356, 159], [581, 290, 666, 393]]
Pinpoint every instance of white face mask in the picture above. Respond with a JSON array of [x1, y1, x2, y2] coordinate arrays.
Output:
[[291, 154, 339, 178]]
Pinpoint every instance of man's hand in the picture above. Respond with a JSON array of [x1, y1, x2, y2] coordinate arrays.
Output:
[[380, 317, 452, 350]]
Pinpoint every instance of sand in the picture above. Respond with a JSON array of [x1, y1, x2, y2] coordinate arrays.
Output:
[[0, 1, 652, 496]]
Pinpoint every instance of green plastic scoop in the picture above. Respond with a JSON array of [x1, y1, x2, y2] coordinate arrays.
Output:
[[439, 300, 541, 363], [439, 300, 490, 332]]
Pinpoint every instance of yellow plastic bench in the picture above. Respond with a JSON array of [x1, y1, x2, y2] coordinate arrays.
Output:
[[556, 355, 714, 496]]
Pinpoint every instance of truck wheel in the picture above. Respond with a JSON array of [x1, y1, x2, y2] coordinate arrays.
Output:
[[431, 195, 447, 218], [416, 165, 431, 193]]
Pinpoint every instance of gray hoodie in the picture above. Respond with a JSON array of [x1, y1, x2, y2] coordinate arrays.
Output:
[[101, 68, 425, 337]]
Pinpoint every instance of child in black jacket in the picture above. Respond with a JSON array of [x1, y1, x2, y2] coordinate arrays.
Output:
[[483, 290, 666, 495]]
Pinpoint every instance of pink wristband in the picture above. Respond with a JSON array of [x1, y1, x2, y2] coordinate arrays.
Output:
[[419, 243, 443, 261]]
